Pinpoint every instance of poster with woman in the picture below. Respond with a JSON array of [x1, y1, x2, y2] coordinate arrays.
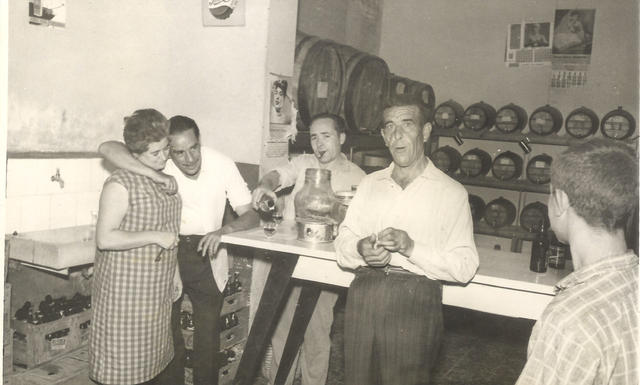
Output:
[[270, 79, 293, 125], [524, 23, 550, 48], [552, 9, 596, 56]]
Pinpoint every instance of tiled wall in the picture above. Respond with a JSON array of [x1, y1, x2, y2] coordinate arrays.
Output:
[[5, 158, 114, 233]]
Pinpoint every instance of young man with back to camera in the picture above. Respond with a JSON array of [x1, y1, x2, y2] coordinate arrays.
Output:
[[517, 138, 638, 385]]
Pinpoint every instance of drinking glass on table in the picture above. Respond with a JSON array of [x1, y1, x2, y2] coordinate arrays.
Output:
[[272, 209, 283, 225], [263, 221, 277, 238]]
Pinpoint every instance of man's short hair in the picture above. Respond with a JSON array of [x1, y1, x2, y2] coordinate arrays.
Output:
[[309, 113, 347, 134], [551, 138, 638, 231], [383, 93, 433, 127], [169, 115, 201, 139], [123, 109, 169, 154]]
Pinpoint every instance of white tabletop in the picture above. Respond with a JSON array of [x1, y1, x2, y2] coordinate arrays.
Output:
[[221, 220, 571, 296]]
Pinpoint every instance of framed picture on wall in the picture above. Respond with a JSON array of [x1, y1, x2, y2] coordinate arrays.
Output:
[[524, 23, 550, 48], [202, 0, 245, 26], [552, 9, 596, 56]]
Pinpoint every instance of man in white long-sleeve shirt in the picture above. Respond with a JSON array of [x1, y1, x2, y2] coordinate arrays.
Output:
[[334, 94, 479, 385]]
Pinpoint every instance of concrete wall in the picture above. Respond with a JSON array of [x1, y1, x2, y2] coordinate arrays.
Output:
[[378, 0, 638, 122], [7, 1, 270, 164]]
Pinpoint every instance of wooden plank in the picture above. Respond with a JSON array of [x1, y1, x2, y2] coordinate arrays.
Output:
[[274, 285, 321, 385], [233, 252, 299, 385]]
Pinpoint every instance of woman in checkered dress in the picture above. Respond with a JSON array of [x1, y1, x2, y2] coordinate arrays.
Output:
[[90, 109, 182, 385]]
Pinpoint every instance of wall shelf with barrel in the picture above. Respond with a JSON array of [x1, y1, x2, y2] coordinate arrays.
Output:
[[429, 101, 638, 247], [287, 31, 637, 250], [289, 32, 434, 158]]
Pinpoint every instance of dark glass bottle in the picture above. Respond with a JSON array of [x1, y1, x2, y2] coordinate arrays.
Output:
[[530, 223, 549, 273], [547, 231, 566, 269]]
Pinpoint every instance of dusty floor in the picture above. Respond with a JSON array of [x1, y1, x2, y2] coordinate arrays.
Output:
[[256, 288, 535, 385]]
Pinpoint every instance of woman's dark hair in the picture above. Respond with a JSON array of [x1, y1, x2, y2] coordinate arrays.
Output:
[[123, 109, 169, 154]]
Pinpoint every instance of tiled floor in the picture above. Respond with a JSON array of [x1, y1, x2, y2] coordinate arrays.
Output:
[[261, 289, 536, 385]]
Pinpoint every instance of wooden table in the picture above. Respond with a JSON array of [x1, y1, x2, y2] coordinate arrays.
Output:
[[221, 221, 571, 385]]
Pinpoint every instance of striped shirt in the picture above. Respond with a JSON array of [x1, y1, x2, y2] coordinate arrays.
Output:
[[517, 252, 639, 385]]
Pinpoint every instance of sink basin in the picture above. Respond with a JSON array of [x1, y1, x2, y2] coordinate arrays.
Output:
[[8, 225, 97, 270]]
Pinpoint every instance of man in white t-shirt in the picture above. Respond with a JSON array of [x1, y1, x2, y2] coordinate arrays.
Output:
[[99, 115, 258, 385], [252, 113, 365, 385]]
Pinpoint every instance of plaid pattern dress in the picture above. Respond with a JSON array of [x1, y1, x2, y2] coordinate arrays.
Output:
[[89, 169, 181, 384]]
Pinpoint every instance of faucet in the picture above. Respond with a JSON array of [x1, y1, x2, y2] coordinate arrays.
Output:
[[51, 168, 64, 189]]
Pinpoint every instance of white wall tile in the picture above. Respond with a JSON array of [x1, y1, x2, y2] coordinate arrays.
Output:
[[6, 159, 37, 197], [19, 195, 51, 232], [50, 194, 78, 228], [5, 196, 23, 233], [52, 159, 92, 194], [89, 158, 113, 192], [75, 192, 101, 226]]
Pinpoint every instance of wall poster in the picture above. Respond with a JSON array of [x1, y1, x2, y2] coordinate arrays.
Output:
[[551, 9, 596, 88], [202, 0, 245, 26], [505, 22, 552, 67], [262, 75, 298, 174]]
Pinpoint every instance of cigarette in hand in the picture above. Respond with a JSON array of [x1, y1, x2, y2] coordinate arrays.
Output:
[[373, 233, 379, 249]]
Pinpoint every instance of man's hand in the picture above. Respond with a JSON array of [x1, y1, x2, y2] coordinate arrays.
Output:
[[357, 234, 392, 267], [156, 232, 179, 249], [151, 172, 178, 195], [198, 229, 224, 259], [251, 186, 277, 211], [376, 227, 414, 257]]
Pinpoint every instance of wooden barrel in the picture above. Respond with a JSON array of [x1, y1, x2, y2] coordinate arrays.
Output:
[[565, 106, 599, 139], [601, 107, 636, 140], [338, 44, 390, 133], [495, 103, 528, 134], [463, 101, 496, 132], [484, 197, 517, 228], [468, 194, 486, 224], [433, 100, 464, 130], [431, 145, 462, 174], [460, 148, 492, 177], [529, 105, 563, 136], [526, 154, 552, 184], [520, 202, 549, 232], [293, 33, 345, 130], [492, 151, 523, 181], [387, 74, 436, 116]]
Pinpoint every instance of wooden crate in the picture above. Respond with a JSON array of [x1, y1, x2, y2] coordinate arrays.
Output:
[[11, 309, 91, 368], [218, 343, 244, 385], [219, 359, 240, 385], [4, 329, 13, 375], [4, 284, 11, 335], [219, 307, 249, 350], [6, 346, 89, 385], [220, 290, 249, 316]]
